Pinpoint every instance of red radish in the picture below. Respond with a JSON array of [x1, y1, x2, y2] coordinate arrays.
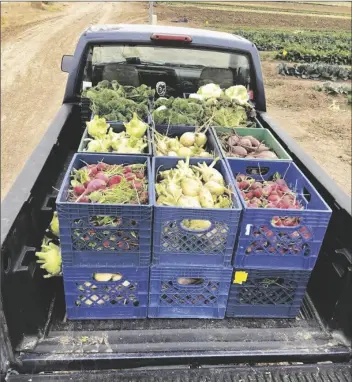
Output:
[[95, 172, 109, 183], [246, 191, 254, 200], [238, 180, 250, 190], [97, 162, 108, 171], [236, 174, 246, 182], [88, 166, 98, 177], [131, 181, 142, 190], [108, 175, 122, 187], [125, 173, 136, 182], [123, 167, 132, 174], [266, 202, 277, 209], [268, 194, 280, 202], [76, 179, 106, 202], [253, 188, 263, 198], [240, 191, 246, 198], [83, 180, 90, 188], [262, 186, 272, 196], [135, 172, 145, 179], [74, 184, 85, 195], [250, 182, 262, 190], [77, 196, 89, 203], [276, 179, 287, 187]]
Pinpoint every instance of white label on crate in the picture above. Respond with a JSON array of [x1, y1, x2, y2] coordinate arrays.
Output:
[[245, 224, 252, 236], [82, 81, 92, 90], [122, 281, 130, 287]]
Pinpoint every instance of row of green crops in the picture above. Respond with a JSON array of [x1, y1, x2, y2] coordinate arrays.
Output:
[[277, 62, 352, 81], [233, 29, 351, 65]]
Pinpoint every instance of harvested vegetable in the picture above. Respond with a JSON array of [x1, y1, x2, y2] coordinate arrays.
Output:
[[156, 158, 232, 211], [218, 130, 279, 159], [35, 237, 62, 278], [153, 123, 213, 158], [49, 212, 60, 237], [83, 115, 148, 154], [83, 80, 154, 121], [68, 162, 148, 205], [236, 172, 304, 211]]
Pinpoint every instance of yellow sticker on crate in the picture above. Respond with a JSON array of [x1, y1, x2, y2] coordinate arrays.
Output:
[[233, 271, 248, 284]]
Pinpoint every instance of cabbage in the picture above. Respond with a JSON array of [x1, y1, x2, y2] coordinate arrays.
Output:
[[197, 83, 223, 99], [86, 116, 110, 139], [225, 85, 249, 105]]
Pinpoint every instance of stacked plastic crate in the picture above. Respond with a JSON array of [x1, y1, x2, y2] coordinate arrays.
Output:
[[148, 128, 242, 319], [212, 127, 333, 318], [56, 148, 153, 318]]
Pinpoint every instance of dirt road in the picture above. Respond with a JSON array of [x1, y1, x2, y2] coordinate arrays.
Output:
[[1, 2, 147, 200]]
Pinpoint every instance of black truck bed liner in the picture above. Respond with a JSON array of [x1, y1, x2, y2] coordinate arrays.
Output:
[[16, 294, 350, 374]]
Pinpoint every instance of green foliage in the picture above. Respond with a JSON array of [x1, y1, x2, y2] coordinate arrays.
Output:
[[313, 82, 352, 97], [152, 95, 255, 127], [277, 62, 352, 81], [82, 80, 154, 121], [234, 29, 351, 65]]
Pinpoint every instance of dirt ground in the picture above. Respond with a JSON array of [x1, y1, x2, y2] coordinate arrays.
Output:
[[1, 2, 351, 199], [0, 2, 147, 200]]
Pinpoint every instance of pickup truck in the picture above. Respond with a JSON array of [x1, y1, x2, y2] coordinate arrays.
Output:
[[1, 24, 351, 381]]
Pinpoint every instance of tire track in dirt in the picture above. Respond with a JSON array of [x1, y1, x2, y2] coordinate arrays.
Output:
[[0, 2, 123, 199]]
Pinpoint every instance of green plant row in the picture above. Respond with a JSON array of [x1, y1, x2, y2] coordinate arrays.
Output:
[[277, 62, 352, 81], [276, 45, 351, 65], [233, 29, 351, 52]]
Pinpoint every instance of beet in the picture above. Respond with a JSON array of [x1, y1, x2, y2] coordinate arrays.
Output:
[[88, 166, 98, 177], [125, 173, 136, 182]]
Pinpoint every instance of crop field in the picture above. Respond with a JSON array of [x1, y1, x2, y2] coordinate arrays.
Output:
[[155, 2, 352, 195]]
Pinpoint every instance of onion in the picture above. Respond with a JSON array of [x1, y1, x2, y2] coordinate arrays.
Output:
[[180, 132, 196, 147], [204, 181, 225, 196], [195, 132, 207, 147], [181, 178, 201, 196]]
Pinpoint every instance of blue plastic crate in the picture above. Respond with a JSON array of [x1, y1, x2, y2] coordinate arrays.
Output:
[[152, 125, 223, 159], [56, 154, 153, 267], [78, 124, 152, 156], [227, 160, 332, 270], [148, 265, 232, 319], [226, 268, 311, 318], [152, 157, 242, 266], [63, 266, 149, 320]]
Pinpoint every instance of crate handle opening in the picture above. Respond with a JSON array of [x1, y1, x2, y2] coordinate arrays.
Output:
[[180, 219, 213, 233], [271, 216, 302, 228], [177, 277, 204, 286], [93, 273, 123, 282], [245, 166, 269, 176]]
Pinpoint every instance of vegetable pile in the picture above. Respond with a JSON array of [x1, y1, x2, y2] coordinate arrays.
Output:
[[83, 114, 148, 154], [152, 84, 256, 128], [35, 212, 62, 278], [236, 173, 304, 211], [156, 158, 232, 217], [69, 161, 148, 204], [153, 125, 213, 158], [218, 131, 278, 159], [83, 80, 154, 121]]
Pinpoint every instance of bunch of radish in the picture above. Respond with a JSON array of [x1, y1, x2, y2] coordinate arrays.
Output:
[[219, 132, 278, 159], [69, 161, 148, 204], [236, 173, 304, 211]]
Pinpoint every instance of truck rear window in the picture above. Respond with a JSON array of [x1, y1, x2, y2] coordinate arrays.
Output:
[[83, 45, 251, 97]]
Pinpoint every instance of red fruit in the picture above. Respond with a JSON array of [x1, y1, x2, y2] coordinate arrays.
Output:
[[123, 167, 132, 174], [74, 184, 85, 195], [108, 175, 122, 187]]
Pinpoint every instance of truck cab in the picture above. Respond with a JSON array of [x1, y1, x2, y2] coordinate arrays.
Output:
[[1, 24, 351, 381]]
